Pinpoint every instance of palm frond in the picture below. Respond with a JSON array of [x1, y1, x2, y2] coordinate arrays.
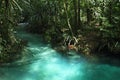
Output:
[[12, 0, 23, 11]]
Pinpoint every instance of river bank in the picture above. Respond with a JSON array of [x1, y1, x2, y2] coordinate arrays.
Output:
[[0, 26, 120, 80]]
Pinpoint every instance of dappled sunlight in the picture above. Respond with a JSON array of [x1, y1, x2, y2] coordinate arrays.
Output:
[[18, 35, 84, 80], [28, 53, 83, 80]]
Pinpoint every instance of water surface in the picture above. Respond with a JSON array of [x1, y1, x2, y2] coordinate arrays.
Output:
[[0, 27, 120, 80]]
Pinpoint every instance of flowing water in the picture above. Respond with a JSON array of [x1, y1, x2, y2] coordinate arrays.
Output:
[[0, 26, 120, 80]]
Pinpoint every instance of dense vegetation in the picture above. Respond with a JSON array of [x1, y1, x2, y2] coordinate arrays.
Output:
[[24, 0, 120, 55], [0, 0, 27, 63], [0, 0, 120, 63]]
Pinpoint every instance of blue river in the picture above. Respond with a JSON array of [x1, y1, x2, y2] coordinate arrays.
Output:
[[0, 25, 120, 80]]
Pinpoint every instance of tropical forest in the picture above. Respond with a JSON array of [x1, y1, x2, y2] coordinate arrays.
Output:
[[0, 0, 120, 80]]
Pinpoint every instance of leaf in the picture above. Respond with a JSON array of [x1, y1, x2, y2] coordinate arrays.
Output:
[[12, 0, 23, 12]]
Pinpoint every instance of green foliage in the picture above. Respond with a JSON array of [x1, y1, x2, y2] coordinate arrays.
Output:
[[22, 0, 120, 54], [0, 0, 29, 63]]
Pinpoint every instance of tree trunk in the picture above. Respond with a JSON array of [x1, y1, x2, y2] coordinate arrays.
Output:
[[73, 0, 81, 32], [86, 8, 91, 25], [73, 0, 78, 27], [63, 0, 74, 37], [78, 0, 81, 27]]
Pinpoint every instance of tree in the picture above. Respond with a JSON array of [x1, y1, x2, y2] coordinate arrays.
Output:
[[73, 0, 81, 29], [0, 0, 28, 63]]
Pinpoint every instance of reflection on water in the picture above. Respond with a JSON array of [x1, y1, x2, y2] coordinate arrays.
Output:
[[0, 29, 120, 80]]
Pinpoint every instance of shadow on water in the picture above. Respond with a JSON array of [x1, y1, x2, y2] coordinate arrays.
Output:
[[0, 25, 120, 80], [95, 55, 120, 68]]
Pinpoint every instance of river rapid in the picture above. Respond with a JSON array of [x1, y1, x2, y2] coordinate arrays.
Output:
[[0, 25, 120, 80]]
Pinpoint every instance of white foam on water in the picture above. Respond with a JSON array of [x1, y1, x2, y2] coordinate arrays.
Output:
[[0, 27, 120, 80]]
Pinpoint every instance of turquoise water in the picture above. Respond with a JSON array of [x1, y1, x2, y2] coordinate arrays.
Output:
[[0, 27, 120, 80]]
